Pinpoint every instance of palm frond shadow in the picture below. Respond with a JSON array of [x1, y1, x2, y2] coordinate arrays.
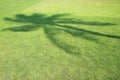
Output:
[[2, 13, 120, 55]]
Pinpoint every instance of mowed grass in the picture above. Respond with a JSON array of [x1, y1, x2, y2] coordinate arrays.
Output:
[[0, 0, 120, 80]]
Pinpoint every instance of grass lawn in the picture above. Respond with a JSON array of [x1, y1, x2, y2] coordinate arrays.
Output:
[[0, 0, 120, 80]]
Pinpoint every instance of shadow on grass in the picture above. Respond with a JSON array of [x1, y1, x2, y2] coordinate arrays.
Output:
[[2, 13, 120, 55]]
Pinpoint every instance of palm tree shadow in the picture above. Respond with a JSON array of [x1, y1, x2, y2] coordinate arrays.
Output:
[[44, 26, 82, 56], [2, 13, 120, 56]]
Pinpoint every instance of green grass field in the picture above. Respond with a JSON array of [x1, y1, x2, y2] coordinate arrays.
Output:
[[0, 0, 120, 80]]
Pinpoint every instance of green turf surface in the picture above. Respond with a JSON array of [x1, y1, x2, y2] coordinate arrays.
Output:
[[0, 0, 120, 80]]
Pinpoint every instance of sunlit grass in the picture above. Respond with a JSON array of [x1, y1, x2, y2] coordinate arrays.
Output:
[[0, 0, 120, 80]]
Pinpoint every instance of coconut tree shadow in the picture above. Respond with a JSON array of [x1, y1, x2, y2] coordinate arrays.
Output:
[[2, 13, 120, 55], [44, 26, 82, 56]]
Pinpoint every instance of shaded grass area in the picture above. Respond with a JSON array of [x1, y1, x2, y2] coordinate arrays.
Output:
[[2, 13, 120, 55]]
